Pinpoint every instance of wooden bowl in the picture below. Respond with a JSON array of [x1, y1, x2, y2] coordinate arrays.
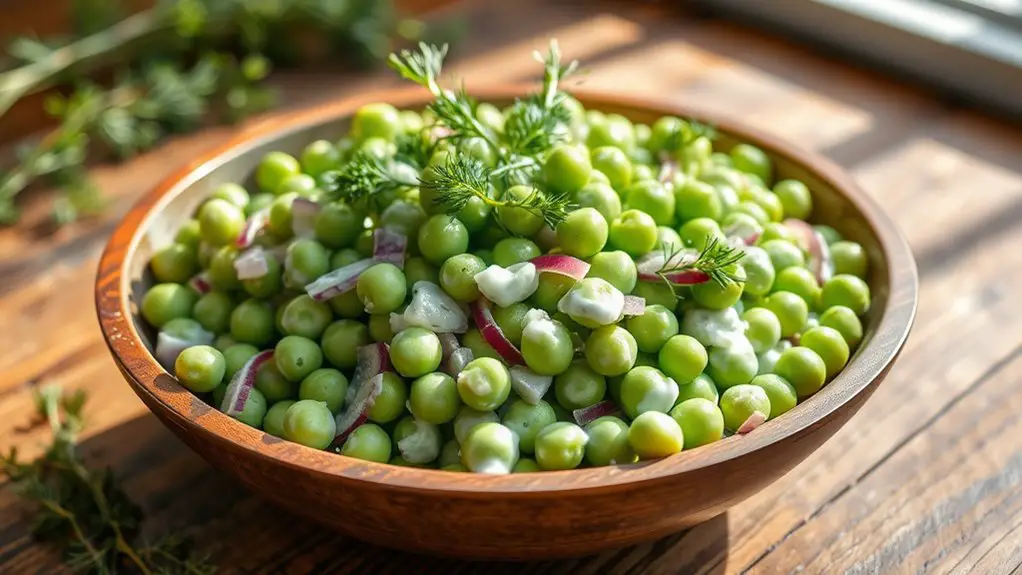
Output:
[[95, 86, 917, 560]]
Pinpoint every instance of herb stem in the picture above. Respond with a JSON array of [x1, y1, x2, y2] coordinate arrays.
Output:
[[39, 498, 105, 568], [0, 8, 166, 118]]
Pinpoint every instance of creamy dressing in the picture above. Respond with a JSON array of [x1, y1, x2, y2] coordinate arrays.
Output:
[[680, 307, 746, 347], [556, 278, 624, 327], [474, 262, 540, 307], [635, 375, 680, 414]]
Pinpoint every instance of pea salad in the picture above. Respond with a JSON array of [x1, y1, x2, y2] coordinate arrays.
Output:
[[141, 42, 871, 474]]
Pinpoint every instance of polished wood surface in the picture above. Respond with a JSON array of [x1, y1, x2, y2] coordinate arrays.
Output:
[[3, 0, 1021, 571]]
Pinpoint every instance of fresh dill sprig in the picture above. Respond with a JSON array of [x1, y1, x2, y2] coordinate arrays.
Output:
[[387, 43, 501, 153], [394, 130, 437, 169], [503, 40, 578, 158], [421, 155, 573, 229], [320, 151, 418, 205], [1, 384, 215, 575], [655, 237, 746, 297]]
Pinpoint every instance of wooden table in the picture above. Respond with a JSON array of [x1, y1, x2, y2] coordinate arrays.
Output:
[[3, 1, 1022, 572]]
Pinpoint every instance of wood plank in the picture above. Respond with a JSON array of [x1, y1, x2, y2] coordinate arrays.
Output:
[[748, 349, 1022, 574]]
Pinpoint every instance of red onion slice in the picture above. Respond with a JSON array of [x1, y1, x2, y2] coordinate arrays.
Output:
[[438, 333, 460, 357], [235, 246, 270, 280], [658, 157, 679, 185], [304, 258, 374, 301], [530, 254, 591, 281], [220, 350, 273, 416], [333, 373, 385, 445], [334, 343, 391, 443], [635, 249, 709, 284], [236, 208, 269, 249], [573, 400, 622, 427], [783, 219, 833, 285], [373, 228, 407, 269], [509, 365, 553, 405], [290, 198, 321, 239], [736, 410, 768, 435], [188, 272, 212, 295], [470, 298, 525, 366], [621, 295, 646, 317]]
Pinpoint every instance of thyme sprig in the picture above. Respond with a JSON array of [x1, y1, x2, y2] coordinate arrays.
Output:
[[655, 237, 746, 298], [1, 384, 215, 574]]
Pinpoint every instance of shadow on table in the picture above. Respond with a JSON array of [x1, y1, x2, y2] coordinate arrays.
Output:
[[50, 413, 732, 574]]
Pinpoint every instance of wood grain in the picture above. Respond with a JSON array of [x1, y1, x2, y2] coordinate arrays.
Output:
[[2, 0, 1021, 571]]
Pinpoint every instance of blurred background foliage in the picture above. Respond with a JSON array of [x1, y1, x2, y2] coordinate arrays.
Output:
[[0, 0, 458, 226]]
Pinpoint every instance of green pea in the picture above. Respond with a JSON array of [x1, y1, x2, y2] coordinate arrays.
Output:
[[409, 372, 461, 424], [773, 179, 812, 220], [773, 266, 820, 307], [609, 209, 658, 257], [676, 373, 718, 404], [743, 307, 782, 353], [461, 422, 519, 474], [670, 398, 724, 449], [405, 257, 440, 288], [821, 274, 871, 315], [512, 458, 540, 473], [830, 241, 868, 278], [620, 366, 679, 419], [591, 146, 633, 190], [774, 346, 827, 397], [819, 305, 863, 348], [457, 357, 512, 411], [256, 151, 301, 194], [199, 199, 245, 246], [150, 243, 198, 284], [575, 182, 623, 222], [314, 202, 361, 249], [521, 315, 575, 376], [175, 219, 202, 249], [544, 145, 592, 195], [626, 304, 680, 354], [587, 250, 637, 294], [730, 144, 772, 184], [417, 214, 470, 265], [491, 303, 530, 347], [493, 238, 541, 268], [679, 217, 724, 251], [241, 255, 282, 299], [529, 273, 575, 314], [691, 265, 746, 310], [283, 239, 330, 288], [764, 291, 810, 338], [356, 263, 407, 314], [390, 327, 443, 378], [321, 319, 371, 370], [586, 325, 638, 376], [341, 423, 392, 462], [556, 207, 609, 259], [535, 421, 588, 470], [502, 399, 557, 454], [191, 291, 234, 335], [279, 295, 332, 339], [584, 416, 634, 466], [761, 239, 805, 272], [497, 185, 547, 236], [750, 374, 797, 419], [554, 361, 607, 411], [300, 139, 341, 178], [800, 326, 850, 379], [263, 400, 296, 438], [175, 345, 225, 393], [624, 180, 675, 226], [222, 344, 259, 379], [351, 102, 402, 143], [299, 368, 348, 413], [740, 246, 776, 297], [255, 360, 296, 402], [142, 283, 198, 328], [367, 372, 408, 424], [628, 411, 683, 459]]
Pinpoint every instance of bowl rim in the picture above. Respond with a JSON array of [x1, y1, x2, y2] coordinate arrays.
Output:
[[96, 85, 917, 494]]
